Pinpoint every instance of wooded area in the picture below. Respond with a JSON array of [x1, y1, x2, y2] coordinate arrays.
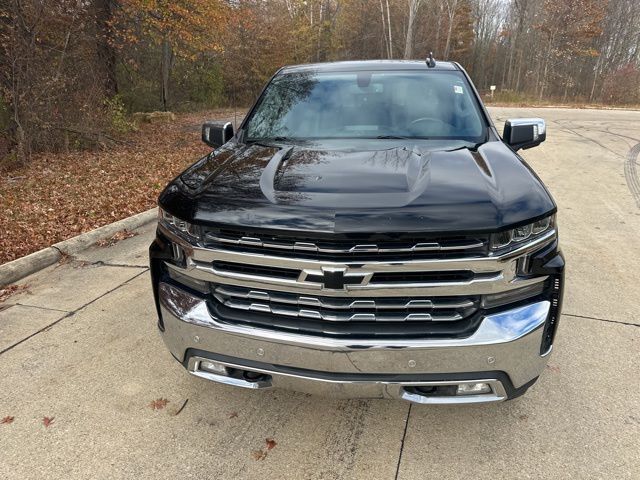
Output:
[[1, 0, 640, 163]]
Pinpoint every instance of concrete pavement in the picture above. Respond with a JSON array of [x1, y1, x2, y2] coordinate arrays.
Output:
[[1, 107, 639, 479]]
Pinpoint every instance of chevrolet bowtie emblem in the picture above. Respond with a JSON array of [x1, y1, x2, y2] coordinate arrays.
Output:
[[304, 267, 367, 290]]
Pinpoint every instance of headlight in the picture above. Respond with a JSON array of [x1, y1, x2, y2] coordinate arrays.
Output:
[[158, 208, 202, 243], [490, 215, 555, 251]]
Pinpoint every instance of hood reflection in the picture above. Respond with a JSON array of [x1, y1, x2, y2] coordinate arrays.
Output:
[[162, 139, 555, 234]]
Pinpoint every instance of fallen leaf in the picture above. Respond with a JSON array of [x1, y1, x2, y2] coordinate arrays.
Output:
[[1, 416, 15, 424], [149, 398, 169, 410], [546, 364, 560, 373], [252, 449, 267, 461], [251, 438, 277, 460], [43, 417, 55, 427], [228, 411, 238, 419], [95, 229, 138, 247], [0, 284, 29, 303], [265, 438, 277, 450], [0, 109, 238, 265], [57, 252, 74, 265]]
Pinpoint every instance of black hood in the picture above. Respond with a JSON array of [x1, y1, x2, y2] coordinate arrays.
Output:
[[160, 140, 556, 234]]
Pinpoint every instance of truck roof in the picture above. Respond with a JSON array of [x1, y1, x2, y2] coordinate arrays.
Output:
[[279, 59, 460, 74]]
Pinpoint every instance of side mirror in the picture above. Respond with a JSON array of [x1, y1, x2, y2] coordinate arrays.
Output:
[[503, 118, 546, 151], [202, 121, 234, 148]]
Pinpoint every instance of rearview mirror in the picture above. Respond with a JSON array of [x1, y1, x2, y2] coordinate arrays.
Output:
[[202, 121, 234, 148], [503, 118, 546, 151]]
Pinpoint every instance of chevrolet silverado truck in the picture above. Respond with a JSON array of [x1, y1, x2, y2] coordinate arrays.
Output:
[[149, 59, 564, 404]]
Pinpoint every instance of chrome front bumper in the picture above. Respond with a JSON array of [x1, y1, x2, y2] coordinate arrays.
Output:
[[158, 282, 552, 404]]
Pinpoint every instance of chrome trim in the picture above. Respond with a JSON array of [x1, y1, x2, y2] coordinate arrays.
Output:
[[159, 283, 552, 393], [187, 355, 507, 404], [188, 357, 273, 389], [204, 232, 485, 254], [216, 297, 463, 322], [398, 380, 507, 404], [214, 285, 475, 310], [159, 223, 554, 297], [168, 261, 546, 297], [159, 282, 549, 349], [190, 229, 554, 269], [238, 237, 262, 247], [506, 117, 546, 135]]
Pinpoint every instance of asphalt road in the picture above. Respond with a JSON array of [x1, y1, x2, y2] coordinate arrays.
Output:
[[1, 107, 639, 479]]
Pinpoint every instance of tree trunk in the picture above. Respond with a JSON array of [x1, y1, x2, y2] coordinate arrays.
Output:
[[435, 2, 443, 54], [589, 54, 602, 102], [161, 38, 172, 111], [386, 0, 393, 58], [539, 55, 549, 101], [506, 30, 517, 89], [444, 23, 453, 59], [515, 49, 524, 92], [94, 0, 117, 96], [443, 0, 458, 60], [538, 32, 555, 101], [15, 123, 26, 165], [316, 1, 324, 62], [380, 0, 388, 58], [404, 0, 419, 59]]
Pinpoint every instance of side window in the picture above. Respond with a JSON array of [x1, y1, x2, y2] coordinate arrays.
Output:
[[246, 73, 319, 138], [246, 87, 287, 138]]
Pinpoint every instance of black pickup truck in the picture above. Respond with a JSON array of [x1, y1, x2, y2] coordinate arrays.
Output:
[[150, 59, 564, 404]]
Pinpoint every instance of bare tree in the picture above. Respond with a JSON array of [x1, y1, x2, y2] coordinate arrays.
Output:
[[386, 0, 393, 58], [4, 0, 640, 163], [404, 0, 422, 59], [470, 0, 503, 86], [379, 0, 389, 57], [94, 0, 118, 96], [443, 0, 458, 59]]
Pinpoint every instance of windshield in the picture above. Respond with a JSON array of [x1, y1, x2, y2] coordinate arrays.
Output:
[[244, 70, 487, 143]]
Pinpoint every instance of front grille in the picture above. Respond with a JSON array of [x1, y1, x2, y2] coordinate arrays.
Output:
[[211, 260, 482, 286], [160, 221, 558, 340], [209, 284, 481, 338], [212, 261, 299, 280], [370, 270, 475, 284], [203, 227, 488, 260]]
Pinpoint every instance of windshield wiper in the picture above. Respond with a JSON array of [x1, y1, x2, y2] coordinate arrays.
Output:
[[375, 135, 414, 140], [246, 136, 296, 145], [446, 142, 484, 152]]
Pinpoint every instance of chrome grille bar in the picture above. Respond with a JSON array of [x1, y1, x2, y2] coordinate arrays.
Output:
[[160, 224, 554, 297], [218, 298, 464, 322], [204, 232, 485, 254], [190, 230, 556, 273], [214, 286, 475, 310]]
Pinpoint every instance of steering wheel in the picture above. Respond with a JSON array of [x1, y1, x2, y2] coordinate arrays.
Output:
[[408, 117, 453, 136], [409, 117, 451, 130]]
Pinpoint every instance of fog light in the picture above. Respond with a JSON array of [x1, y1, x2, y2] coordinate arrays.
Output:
[[200, 360, 228, 375], [456, 383, 491, 395]]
